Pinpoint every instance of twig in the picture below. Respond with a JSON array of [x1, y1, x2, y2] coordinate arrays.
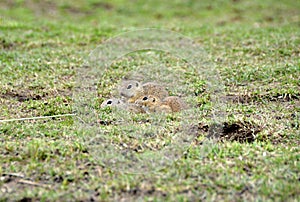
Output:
[[2, 173, 25, 178], [0, 114, 76, 123], [17, 179, 51, 189]]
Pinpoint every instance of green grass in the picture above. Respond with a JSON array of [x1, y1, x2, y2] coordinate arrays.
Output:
[[1, 0, 300, 201]]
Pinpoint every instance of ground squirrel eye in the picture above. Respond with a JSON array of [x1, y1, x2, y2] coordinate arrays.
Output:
[[142, 96, 148, 100], [127, 84, 132, 89], [107, 100, 112, 105]]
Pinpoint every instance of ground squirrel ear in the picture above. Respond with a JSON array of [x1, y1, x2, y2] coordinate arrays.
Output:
[[127, 84, 132, 89], [135, 82, 139, 87], [152, 98, 156, 102]]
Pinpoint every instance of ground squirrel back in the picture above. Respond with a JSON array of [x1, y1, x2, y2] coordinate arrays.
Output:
[[163, 96, 187, 112]]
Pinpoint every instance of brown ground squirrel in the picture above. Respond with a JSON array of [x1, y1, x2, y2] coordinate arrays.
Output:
[[101, 98, 145, 113], [119, 80, 168, 103], [135, 95, 187, 113]]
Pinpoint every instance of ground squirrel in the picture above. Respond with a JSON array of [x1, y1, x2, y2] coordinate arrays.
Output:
[[101, 98, 145, 113], [119, 80, 168, 103], [135, 95, 187, 113]]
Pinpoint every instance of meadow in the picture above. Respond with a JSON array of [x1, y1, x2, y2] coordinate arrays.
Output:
[[0, 0, 299, 201]]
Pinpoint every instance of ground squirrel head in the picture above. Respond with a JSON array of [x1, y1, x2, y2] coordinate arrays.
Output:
[[100, 98, 123, 108], [135, 95, 162, 107], [119, 80, 143, 98], [135, 95, 173, 113]]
